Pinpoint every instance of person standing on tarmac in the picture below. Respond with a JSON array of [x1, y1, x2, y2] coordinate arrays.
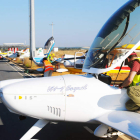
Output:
[[43, 57, 54, 77], [119, 52, 140, 111]]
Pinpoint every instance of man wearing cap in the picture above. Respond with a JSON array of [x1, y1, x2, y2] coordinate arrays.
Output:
[[119, 52, 140, 111], [119, 52, 138, 87]]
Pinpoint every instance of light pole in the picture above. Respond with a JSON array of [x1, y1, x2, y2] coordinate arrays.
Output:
[[49, 22, 54, 36], [29, 0, 36, 60]]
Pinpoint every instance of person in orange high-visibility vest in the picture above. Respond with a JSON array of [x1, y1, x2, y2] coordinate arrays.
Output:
[[43, 58, 53, 77]]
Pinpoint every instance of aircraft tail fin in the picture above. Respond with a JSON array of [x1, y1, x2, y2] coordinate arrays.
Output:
[[44, 36, 55, 57]]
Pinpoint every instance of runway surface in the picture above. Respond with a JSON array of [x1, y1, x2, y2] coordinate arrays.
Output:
[[0, 60, 100, 140]]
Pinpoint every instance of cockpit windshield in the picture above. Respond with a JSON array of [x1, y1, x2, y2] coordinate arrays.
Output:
[[83, 0, 140, 73]]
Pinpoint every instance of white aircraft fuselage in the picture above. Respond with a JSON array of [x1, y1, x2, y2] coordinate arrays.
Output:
[[0, 75, 128, 122]]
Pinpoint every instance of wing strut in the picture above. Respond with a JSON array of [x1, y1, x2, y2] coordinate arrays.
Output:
[[20, 119, 49, 140]]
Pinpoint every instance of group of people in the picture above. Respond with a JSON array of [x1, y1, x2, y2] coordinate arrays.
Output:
[[119, 52, 140, 112]]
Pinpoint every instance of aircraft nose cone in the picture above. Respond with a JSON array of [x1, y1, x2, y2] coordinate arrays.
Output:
[[0, 88, 12, 111], [0, 76, 66, 119]]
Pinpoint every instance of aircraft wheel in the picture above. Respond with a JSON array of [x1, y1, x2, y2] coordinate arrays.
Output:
[[106, 135, 118, 140], [99, 135, 118, 140]]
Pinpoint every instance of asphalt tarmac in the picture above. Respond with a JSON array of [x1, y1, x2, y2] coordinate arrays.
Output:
[[0, 60, 100, 140]]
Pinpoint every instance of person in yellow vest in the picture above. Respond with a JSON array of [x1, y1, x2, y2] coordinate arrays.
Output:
[[43, 57, 54, 77], [119, 52, 140, 111], [47, 53, 55, 63]]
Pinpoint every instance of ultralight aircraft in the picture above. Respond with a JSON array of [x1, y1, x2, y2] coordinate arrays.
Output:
[[1, 0, 140, 140]]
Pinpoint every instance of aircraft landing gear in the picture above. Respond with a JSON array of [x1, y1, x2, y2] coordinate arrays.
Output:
[[20, 119, 49, 140], [104, 135, 118, 140], [94, 124, 122, 140]]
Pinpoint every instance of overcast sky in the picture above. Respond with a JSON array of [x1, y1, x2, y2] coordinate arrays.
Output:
[[0, 0, 129, 48]]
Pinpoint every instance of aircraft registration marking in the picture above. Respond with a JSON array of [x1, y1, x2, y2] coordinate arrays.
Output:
[[66, 85, 87, 92], [47, 85, 88, 93], [47, 86, 65, 92]]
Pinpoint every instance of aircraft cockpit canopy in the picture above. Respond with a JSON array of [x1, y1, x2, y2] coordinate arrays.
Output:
[[83, 0, 140, 74]]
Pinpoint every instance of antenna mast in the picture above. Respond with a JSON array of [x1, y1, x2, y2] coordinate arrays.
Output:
[[49, 22, 54, 36]]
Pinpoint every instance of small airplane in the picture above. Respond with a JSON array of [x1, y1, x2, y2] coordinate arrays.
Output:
[[1, 0, 140, 140], [5, 51, 13, 57], [104, 44, 140, 75], [0, 52, 7, 58], [0, 54, 4, 60], [63, 44, 140, 75], [33, 36, 55, 66], [0, 51, 5, 60], [36, 47, 44, 56], [33, 36, 58, 76], [33, 36, 68, 76], [62, 49, 88, 74], [9, 47, 43, 59], [8, 48, 30, 59]]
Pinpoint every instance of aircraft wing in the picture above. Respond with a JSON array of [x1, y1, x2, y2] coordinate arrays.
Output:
[[33, 57, 44, 66], [95, 111, 140, 139]]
